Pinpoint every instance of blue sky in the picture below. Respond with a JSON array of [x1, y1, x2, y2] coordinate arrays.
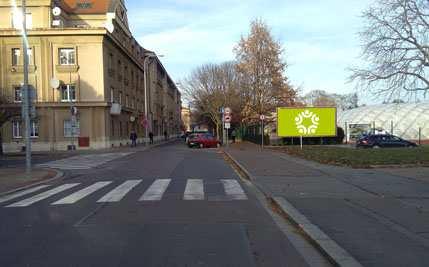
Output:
[[126, 0, 374, 99]]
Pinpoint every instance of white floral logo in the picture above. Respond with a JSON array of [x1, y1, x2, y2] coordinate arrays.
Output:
[[295, 110, 320, 135]]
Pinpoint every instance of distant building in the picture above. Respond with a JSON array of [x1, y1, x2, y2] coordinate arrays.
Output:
[[338, 102, 429, 143], [181, 106, 191, 132], [0, 0, 181, 152]]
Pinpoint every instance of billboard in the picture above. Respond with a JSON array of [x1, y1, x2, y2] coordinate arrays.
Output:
[[277, 107, 337, 137]]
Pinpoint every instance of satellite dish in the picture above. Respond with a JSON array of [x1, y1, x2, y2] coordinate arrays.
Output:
[[50, 78, 60, 89], [52, 6, 62, 16], [105, 22, 115, 33]]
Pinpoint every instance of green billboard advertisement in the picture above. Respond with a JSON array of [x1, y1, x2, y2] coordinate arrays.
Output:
[[277, 107, 337, 137]]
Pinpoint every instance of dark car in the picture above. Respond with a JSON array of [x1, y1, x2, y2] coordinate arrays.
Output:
[[356, 134, 417, 148], [187, 133, 221, 148]]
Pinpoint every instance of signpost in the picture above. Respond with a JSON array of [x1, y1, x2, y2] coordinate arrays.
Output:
[[277, 107, 337, 149], [223, 107, 232, 147]]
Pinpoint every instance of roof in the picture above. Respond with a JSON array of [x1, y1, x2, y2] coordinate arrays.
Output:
[[60, 0, 117, 14]]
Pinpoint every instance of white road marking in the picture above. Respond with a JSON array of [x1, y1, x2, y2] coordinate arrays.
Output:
[[37, 152, 133, 170], [6, 183, 80, 207], [221, 179, 248, 200], [184, 179, 204, 200], [51, 181, 112, 205], [0, 185, 51, 204], [97, 180, 142, 203], [139, 179, 171, 201]]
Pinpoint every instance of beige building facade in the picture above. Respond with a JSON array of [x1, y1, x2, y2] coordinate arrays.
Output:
[[0, 0, 181, 152]]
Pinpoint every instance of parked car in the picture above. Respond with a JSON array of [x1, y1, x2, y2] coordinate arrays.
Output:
[[356, 134, 417, 148], [187, 133, 221, 148]]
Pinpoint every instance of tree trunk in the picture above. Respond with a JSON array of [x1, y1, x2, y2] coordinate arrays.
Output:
[[0, 131, 3, 155]]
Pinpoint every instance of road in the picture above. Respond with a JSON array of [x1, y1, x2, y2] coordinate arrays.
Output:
[[0, 141, 314, 267]]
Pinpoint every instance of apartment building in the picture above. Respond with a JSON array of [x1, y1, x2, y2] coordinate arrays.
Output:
[[0, 0, 181, 152]]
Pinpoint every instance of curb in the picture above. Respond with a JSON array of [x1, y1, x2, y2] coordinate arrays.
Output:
[[0, 169, 64, 197], [223, 149, 363, 267]]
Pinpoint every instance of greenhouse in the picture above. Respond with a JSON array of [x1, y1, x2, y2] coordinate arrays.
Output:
[[337, 102, 429, 143]]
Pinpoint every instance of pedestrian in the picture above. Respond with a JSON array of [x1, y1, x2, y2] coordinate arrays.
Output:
[[164, 130, 168, 141], [130, 130, 137, 147], [231, 129, 236, 143], [149, 132, 154, 144]]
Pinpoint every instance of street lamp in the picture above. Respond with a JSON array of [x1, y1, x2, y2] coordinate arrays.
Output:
[[143, 52, 163, 143]]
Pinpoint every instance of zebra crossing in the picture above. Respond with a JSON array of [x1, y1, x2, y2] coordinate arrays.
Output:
[[1, 179, 248, 208], [37, 152, 134, 170]]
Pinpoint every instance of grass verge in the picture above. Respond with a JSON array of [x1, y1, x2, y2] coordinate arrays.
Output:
[[271, 145, 429, 168]]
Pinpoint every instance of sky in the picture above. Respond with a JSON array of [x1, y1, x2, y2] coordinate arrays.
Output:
[[126, 0, 374, 101]]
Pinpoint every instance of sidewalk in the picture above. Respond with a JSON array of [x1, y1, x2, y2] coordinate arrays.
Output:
[[226, 142, 429, 267], [0, 168, 61, 194]]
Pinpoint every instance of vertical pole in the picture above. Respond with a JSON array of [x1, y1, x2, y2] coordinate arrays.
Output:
[[300, 136, 303, 150], [372, 121, 376, 134], [22, 0, 32, 176], [144, 57, 148, 145], [345, 122, 348, 144], [419, 127, 421, 145], [226, 127, 229, 148], [261, 119, 264, 149], [390, 120, 393, 135]]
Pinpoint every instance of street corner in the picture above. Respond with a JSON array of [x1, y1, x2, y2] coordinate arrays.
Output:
[[0, 167, 63, 196]]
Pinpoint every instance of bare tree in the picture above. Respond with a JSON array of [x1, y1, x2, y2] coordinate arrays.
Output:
[[350, 0, 429, 100], [234, 19, 296, 123], [182, 62, 241, 137]]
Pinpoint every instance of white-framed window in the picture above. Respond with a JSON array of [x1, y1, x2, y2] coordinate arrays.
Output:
[[26, 48, 33, 65], [14, 86, 22, 102], [64, 120, 80, 137], [12, 48, 20, 66], [12, 121, 21, 138], [110, 88, 114, 103], [59, 48, 76, 65], [30, 121, 39, 137], [61, 84, 76, 102]]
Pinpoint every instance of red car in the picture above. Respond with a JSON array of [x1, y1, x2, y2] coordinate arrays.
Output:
[[187, 133, 221, 148]]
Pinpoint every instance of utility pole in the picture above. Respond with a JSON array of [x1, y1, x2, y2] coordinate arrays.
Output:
[[22, 0, 32, 176]]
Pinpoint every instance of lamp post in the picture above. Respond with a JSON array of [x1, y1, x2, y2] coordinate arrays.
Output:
[[143, 53, 163, 144], [21, 0, 32, 176]]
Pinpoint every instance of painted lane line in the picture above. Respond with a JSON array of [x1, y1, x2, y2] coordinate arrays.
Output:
[[139, 179, 171, 201], [97, 180, 142, 203], [184, 179, 204, 200], [221, 179, 248, 200], [6, 183, 80, 207], [51, 181, 112, 205], [0, 185, 51, 204]]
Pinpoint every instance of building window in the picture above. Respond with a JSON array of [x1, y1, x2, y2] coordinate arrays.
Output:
[[64, 120, 80, 137], [12, 121, 21, 138], [110, 88, 115, 103], [12, 48, 20, 66], [14, 86, 22, 102], [30, 121, 39, 137], [108, 53, 113, 69], [61, 84, 76, 102], [59, 48, 76, 65], [125, 95, 129, 107], [27, 48, 33, 65]]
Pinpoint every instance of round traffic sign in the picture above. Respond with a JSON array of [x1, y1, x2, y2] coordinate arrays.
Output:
[[260, 114, 265, 121], [224, 115, 231, 123]]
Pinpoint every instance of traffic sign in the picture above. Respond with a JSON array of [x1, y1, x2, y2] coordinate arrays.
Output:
[[224, 107, 231, 115], [224, 122, 231, 129], [260, 114, 265, 121]]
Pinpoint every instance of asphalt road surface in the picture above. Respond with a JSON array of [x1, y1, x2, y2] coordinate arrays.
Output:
[[0, 141, 311, 267]]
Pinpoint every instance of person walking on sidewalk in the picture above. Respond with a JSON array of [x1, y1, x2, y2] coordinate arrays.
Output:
[[130, 130, 137, 147], [149, 132, 154, 144], [164, 130, 168, 141]]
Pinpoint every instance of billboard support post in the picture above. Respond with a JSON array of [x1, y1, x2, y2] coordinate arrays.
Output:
[[300, 136, 303, 150]]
